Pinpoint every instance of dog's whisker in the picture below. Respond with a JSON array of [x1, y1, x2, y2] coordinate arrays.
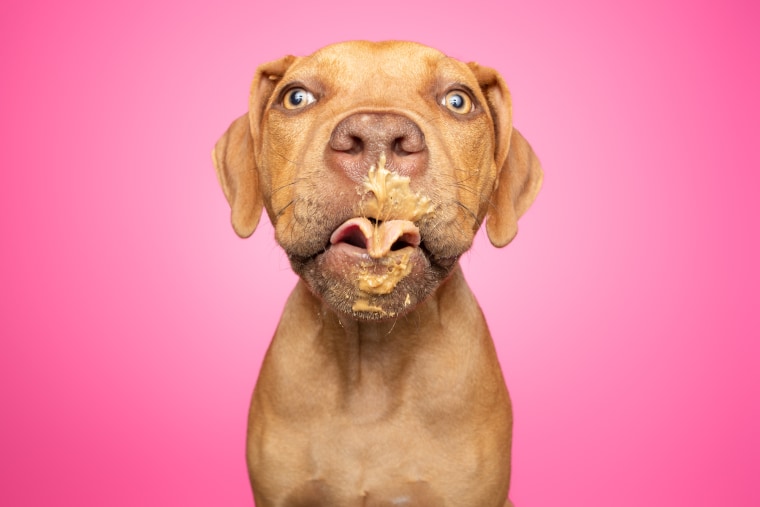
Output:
[[449, 182, 479, 198], [270, 179, 304, 198], [274, 199, 296, 219], [386, 317, 399, 335], [267, 145, 301, 167], [453, 201, 482, 228], [416, 112, 441, 128]]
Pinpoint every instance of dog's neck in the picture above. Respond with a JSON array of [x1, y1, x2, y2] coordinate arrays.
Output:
[[268, 264, 487, 418]]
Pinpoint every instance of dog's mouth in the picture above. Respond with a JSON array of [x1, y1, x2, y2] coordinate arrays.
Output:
[[285, 216, 431, 319], [330, 217, 421, 258], [328, 217, 424, 302]]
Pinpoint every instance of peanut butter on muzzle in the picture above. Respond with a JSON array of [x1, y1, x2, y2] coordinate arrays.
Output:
[[350, 154, 435, 313], [359, 152, 435, 223]]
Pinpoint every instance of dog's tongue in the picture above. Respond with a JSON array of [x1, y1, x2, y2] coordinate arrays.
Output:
[[330, 218, 420, 259]]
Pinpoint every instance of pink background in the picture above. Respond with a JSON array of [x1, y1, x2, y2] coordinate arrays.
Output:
[[2, 0, 758, 505]]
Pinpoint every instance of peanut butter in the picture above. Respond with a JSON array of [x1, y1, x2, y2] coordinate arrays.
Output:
[[360, 153, 435, 222], [357, 251, 413, 295], [352, 299, 387, 315], [351, 154, 432, 314]]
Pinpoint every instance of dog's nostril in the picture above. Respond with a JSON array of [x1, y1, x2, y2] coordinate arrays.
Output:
[[346, 136, 364, 155], [329, 128, 365, 155], [392, 133, 425, 156], [392, 139, 408, 156]]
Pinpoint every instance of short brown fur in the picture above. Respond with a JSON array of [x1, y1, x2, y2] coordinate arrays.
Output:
[[213, 41, 542, 507]]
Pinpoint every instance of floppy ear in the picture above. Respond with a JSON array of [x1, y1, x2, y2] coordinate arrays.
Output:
[[213, 114, 261, 238], [212, 55, 296, 238], [486, 129, 543, 247], [468, 62, 543, 248]]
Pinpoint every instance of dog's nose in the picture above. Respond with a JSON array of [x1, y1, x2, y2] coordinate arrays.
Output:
[[327, 113, 428, 180]]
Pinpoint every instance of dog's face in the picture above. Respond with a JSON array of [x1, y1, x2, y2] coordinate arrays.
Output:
[[214, 41, 542, 320]]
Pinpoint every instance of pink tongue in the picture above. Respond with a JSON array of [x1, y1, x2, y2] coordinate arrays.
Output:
[[330, 218, 421, 259]]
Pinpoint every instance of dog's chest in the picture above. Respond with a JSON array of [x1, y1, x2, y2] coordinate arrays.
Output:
[[249, 412, 505, 507], [283, 477, 443, 506]]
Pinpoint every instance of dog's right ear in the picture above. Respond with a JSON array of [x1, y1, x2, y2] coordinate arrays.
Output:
[[212, 56, 296, 238], [213, 114, 260, 238]]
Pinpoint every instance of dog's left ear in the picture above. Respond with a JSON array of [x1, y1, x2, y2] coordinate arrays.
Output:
[[469, 63, 544, 247], [487, 128, 543, 247]]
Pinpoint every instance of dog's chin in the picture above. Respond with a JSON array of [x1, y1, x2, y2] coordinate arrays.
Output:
[[288, 224, 459, 321]]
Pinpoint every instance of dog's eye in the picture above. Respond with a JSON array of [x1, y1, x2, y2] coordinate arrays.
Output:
[[283, 88, 316, 110], [442, 91, 473, 114]]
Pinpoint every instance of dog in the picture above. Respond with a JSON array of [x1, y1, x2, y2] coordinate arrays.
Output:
[[213, 40, 542, 507]]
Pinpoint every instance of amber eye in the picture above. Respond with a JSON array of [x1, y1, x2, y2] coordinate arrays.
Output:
[[442, 90, 473, 114], [283, 88, 316, 110]]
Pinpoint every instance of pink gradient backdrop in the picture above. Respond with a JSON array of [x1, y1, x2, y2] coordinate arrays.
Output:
[[1, 0, 758, 505]]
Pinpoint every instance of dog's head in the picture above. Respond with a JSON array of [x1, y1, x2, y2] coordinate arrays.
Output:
[[214, 41, 542, 320]]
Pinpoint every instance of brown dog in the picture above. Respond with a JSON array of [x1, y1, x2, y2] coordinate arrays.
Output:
[[213, 41, 542, 507]]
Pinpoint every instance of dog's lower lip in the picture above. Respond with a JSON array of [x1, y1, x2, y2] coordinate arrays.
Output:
[[328, 241, 418, 257], [330, 238, 419, 254]]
